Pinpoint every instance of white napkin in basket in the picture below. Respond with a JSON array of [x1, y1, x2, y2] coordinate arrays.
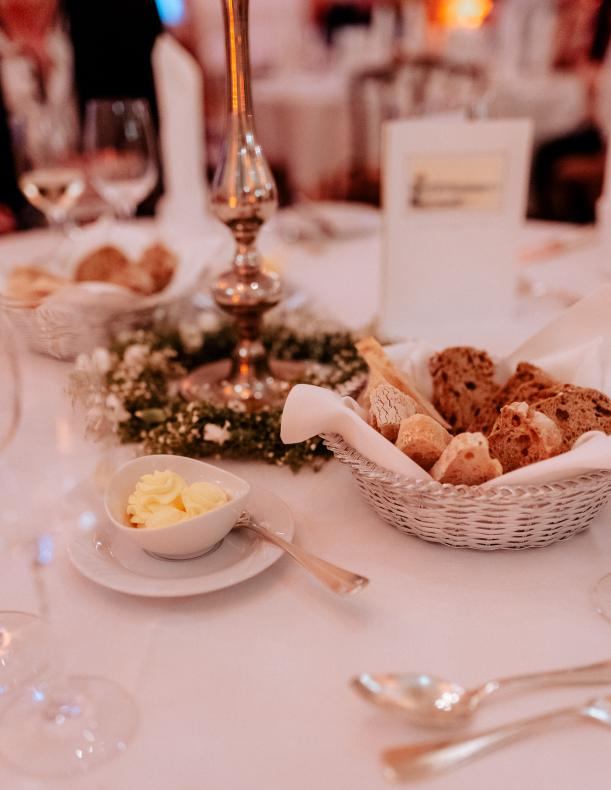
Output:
[[280, 285, 611, 487]]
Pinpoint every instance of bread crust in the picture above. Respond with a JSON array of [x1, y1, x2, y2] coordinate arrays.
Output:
[[356, 337, 450, 428], [488, 401, 563, 472], [469, 361, 558, 434], [396, 414, 451, 470], [532, 385, 611, 451], [430, 432, 503, 485], [429, 347, 497, 434], [369, 383, 418, 441]]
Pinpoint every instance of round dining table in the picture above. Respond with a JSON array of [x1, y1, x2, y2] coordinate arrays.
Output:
[[1, 215, 611, 790]]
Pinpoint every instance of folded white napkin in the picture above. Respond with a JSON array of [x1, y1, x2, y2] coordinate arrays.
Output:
[[281, 284, 611, 487], [153, 34, 209, 230]]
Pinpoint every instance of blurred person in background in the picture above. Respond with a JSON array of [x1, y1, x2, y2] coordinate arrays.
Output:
[[531, 0, 611, 223], [0, 0, 162, 231], [310, 0, 374, 43]]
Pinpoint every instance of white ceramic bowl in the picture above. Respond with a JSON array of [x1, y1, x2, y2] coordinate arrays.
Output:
[[104, 454, 250, 559]]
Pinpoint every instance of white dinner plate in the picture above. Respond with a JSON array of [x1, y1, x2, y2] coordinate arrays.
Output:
[[67, 485, 294, 598]]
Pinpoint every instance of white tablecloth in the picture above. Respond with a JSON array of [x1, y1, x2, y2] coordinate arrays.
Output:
[[2, 219, 611, 790]]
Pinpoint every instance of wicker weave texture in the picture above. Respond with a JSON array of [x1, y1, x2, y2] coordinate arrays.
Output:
[[322, 433, 611, 550]]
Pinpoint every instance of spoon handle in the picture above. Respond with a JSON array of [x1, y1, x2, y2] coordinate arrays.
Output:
[[236, 513, 369, 596], [382, 707, 578, 781], [472, 659, 611, 707]]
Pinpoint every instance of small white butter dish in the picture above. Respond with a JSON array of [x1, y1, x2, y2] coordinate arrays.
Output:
[[105, 454, 250, 560]]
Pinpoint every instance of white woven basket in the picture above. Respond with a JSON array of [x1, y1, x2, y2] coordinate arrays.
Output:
[[322, 433, 611, 550]]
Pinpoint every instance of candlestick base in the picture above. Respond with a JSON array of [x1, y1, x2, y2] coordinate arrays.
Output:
[[180, 357, 305, 411]]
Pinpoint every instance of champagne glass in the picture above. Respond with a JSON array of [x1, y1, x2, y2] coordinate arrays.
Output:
[[0, 316, 138, 778], [13, 112, 86, 233], [83, 98, 158, 220]]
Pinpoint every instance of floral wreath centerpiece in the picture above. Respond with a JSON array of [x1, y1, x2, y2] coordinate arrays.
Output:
[[68, 311, 367, 471]]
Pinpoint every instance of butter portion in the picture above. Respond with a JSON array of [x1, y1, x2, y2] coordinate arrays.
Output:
[[127, 470, 187, 528], [181, 482, 229, 517], [126, 469, 229, 529]]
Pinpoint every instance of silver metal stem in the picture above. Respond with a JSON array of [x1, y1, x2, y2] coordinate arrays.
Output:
[[205, 0, 288, 409]]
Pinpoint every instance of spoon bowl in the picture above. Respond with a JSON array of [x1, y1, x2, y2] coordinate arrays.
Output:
[[352, 673, 473, 727], [352, 658, 611, 728]]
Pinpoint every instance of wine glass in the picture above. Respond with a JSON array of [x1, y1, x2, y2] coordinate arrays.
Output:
[[83, 98, 158, 220], [0, 313, 43, 699], [13, 111, 86, 233], [593, 575, 611, 623], [0, 316, 138, 778]]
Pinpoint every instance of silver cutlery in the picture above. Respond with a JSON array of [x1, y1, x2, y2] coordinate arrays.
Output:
[[352, 658, 611, 727], [382, 693, 611, 781], [235, 512, 369, 596]]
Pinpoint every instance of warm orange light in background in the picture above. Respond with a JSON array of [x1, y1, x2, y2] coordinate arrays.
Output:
[[433, 0, 493, 29]]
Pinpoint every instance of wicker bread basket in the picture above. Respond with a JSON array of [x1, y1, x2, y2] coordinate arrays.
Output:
[[322, 433, 611, 550]]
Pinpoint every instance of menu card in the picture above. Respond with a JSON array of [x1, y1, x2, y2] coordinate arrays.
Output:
[[380, 118, 533, 340]]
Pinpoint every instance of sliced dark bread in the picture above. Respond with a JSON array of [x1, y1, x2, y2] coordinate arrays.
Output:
[[469, 362, 558, 434], [488, 401, 563, 472], [532, 385, 611, 451], [429, 347, 497, 434]]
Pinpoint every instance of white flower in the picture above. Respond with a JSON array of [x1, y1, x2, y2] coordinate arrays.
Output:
[[105, 393, 130, 424], [178, 321, 203, 353], [203, 421, 231, 445], [91, 348, 112, 374], [123, 344, 150, 368]]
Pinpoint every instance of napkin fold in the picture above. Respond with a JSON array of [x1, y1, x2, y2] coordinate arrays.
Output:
[[281, 285, 611, 487], [153, 34, 209, 230], [280, 384, 430, 479]]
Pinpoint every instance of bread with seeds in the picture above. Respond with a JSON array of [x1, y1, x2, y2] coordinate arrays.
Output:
[[470, 362, 558, 434], [532, 385, 611, 451], [429, 347, 497, 434], [488, 401, 563, 472]]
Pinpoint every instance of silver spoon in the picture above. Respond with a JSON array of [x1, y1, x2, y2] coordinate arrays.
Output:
[[352, 658, 611, 727], [382, 693, 611, 781], [235, 512, 369, 596]]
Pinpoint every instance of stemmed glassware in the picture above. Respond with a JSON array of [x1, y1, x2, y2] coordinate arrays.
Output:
[[83, 98, 158, 220], [0, 316, 138, 778], [13, 111, 86, 234], [0, 313, 42, 699], [593, 574, 611, 623]]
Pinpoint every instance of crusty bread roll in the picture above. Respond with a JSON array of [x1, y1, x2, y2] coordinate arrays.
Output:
[[396, 414, 452, 470], [5, 266, 67, 303], [370, 383, 419, 441], [470, 361, 558, 434], [533, 385, 611, 451], [430, 432, 503, 486], [356, 336, 449, 428], [359, 366, 388, 412], [488, 401, 563, 472], [74, 245, 131, 284], [139, 243, 177, 292], [429, 347, 497, 434]]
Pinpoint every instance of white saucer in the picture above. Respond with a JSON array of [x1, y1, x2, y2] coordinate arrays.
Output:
[[67, 485, 294, 598]]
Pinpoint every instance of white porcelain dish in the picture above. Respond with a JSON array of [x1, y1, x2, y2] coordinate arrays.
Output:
[[68, 484, 293, 597], [105, 454, 250, 560]]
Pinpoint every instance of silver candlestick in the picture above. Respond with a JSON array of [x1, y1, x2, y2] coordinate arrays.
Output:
[[185, 0, 292, 410]]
